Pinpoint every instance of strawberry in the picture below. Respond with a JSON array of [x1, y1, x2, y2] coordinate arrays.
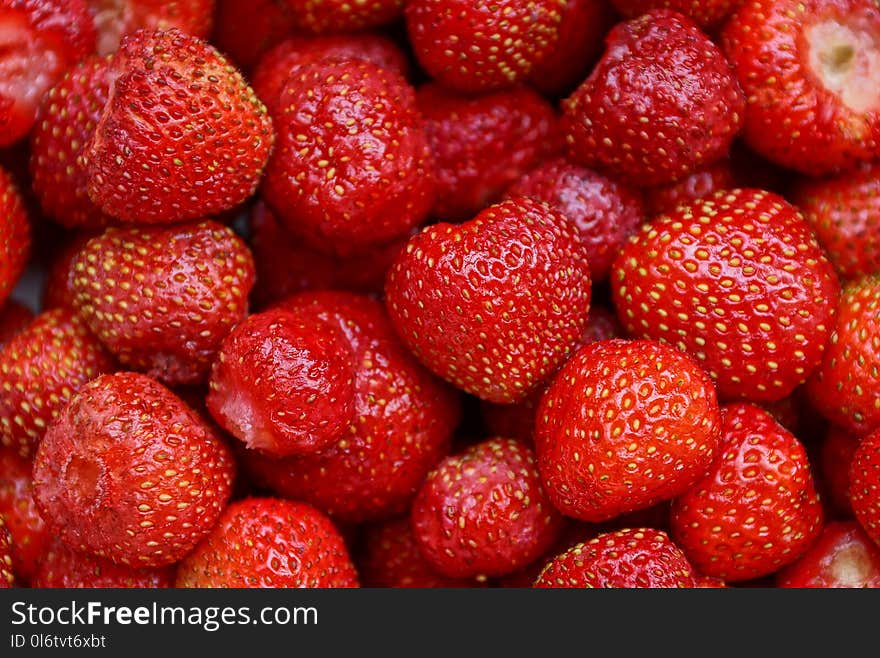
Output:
[[670, 403, 824, 581], [610, 0, 741, 27], [849, 427, 880, 546], [820, 426, 859, 518], [241, 291, 460, 523], [405, 0, 566, 93], [0, 448, 50, 584], [0, 308, 115, 458], [70, 220, 254, 385], [87, 0, 214, 55], [33, 371, 236, 566], [411, 438, 565, 579], [535, 339, 722, 522], [385, 197, 592, 404], [206, 307, 356, 456], [721, 0, 880, 175], [562, 10, 744, 186], [83, 29, 274, 224], [496, 518, 595, 588], [176, 497, 359, 588], [612, 188, 840, 402], [262, 57, 433, 256], [0, 0, 96, 146], [0, 166, 30, 309], [534, 528, 697, 588], [284, 0, 404, 34], [0, 300, 32, 347], [505, 157, 645, 282], [777, 521, 880, 587], [211, 0, 296, 72], [642, 158, 737, 217], [0, 516, 13, 587], [41, 232, 94, 311], [805, 275, 880, 436], [33, 540, 175, 588], [790, 162, 880, 280], [418, 83, 561, 222]]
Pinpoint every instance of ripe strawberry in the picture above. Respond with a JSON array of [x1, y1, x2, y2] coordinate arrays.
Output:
[[777, 521, 880, 588], [820, 426, 859, 518], [176, 497, 359, 588], [411, 438, 564, 579], [83, 29, 274, 224], [0, 308, 115, 458], [0, 516, 13, 587], [849, 427, 880, 546], [385, 197, 592, 404], [33, 371, 236, 567], [722, 0, 880, 175], [562, 10, 745, 186], [242, 291, 460, 523], [285, 0, 403, 34], [418, 84, 561, 222], [505, 158, 644, 282], [0, 448, 50, 584], [0, 166, 29, 309], [0, 0, 96, 146], [670, 403, 824, 581], [642, 158, 737, 217], [805, 275, 880, 435], [262, 58, 432, 256], [613, 188, 840, 402], [405, 0, 566, 93], [87, 0, 214, 55], [33, 540, 175, 588], [70, 220, 254, 385], [41, 232, 94, 311], [211, 0, 296, 72], [610, 0, 740, 27], [790, 162, 880, 279], [534, 528, 697, 588], [207, 307, 356, 456], [535, 339, 722, 522], [0, 300, 32, 347]]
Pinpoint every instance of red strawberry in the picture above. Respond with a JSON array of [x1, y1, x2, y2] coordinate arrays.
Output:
[[33, 540, 175, 588], [418, 84, 561, 222], [610, 0, 741, 27], [0, 516, 13, 587], [642, 158, 737, 217], [0, 448, 50, 584], [405, 0, 566, 93], [534, 528, 697, 588], [207, 307, 356, 456], [505, 157, 644, 282], [0, 308, 115, 458], [284, 0, 403, 34], [211, 0, 296, 72], [33, 371, 236, 566], [821, 426, 859, 518], [0, 300, 32, 347], [70, 220, 254, 385], [670, 403, 824, 581], [262, 57, 432, 256], [411, 438, 564, 579], [385, 197, 592, 404], [805, 275, 880, 436], [791, 163, 880, 280], [176, 497, 359, 588], [87, 0, 214, 55], [722, 0, 880, 175], [849, 427, 880, 545], [0, 0, 96, 146], [83, 29, 274, 224], [777, 521, 880, 587], [242, 291, 460, 523], [41, 232, 95, 311], [562, 10, 745, 186], [612, 188, 840, 402], [535, 339, 722, 522], [496, 518, 595, 588], [0, 166, 30, 309]]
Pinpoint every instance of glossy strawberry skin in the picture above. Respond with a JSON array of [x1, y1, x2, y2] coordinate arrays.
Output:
[[777, 521, 880, 588], [0, 300, 32, 347], [671, 403, 824, 581], [412, 438, 565, 579], [536, 339, 722, 522], [0, 516, 13, 587], [849, 428, 880, 546], [534, 528, 697, 588], [33, 372, 236, 567], [262, 58, 433, 257], [563, 10, 744, 186], [70, 220, 254, 386], [386, 197, 592, 404], [0, 308, 115, 458], [0, 167, 29, 309], [176, 497, 359, 588], [88, 0, 214, 56], [643, 158, 737, 217], [0, 449, 49, 584], [83, 29, 274, 224], [33, 540, 175, 588], [613, 188, 840, 402]]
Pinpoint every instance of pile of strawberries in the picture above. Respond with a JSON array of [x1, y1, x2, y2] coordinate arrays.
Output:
[[0, 0, 879, 590]]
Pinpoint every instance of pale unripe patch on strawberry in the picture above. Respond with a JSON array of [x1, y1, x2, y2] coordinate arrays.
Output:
[[806, 18, 880, 114]]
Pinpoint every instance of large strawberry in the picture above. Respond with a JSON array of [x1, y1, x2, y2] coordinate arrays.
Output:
[[0, 166, 29, 309]]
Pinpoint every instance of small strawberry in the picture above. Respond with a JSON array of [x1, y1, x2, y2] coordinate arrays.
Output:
[[284, 0, 403, 34], [777, 521, 880, 588], [0, 300, 32, 347], [670, 403, 824, 581], [176, 497, 359, 588], [820, 426, 859, 518], [610, 0, 741, 27], [642, 158, 737, 217], [33, 540, 175, 588], [70, 220, 254, 385], [613, 188, 840, 402], [0, 166, 30, 309], [535, 339, 722, 522], [385, 197, 592, 404], [849, 427, 880, 546], [0, 448, 50, 584], [722, 0, 880, 175], [83, 29, 274, 224], [33, 371, 236, 567], [0, 516, 13, 587], [534, 528, 697, 588], [0, 308, 115, 458], [563, 10, 744, 186], [211, 0, 296, 72], [87, 0, 214, 55]]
